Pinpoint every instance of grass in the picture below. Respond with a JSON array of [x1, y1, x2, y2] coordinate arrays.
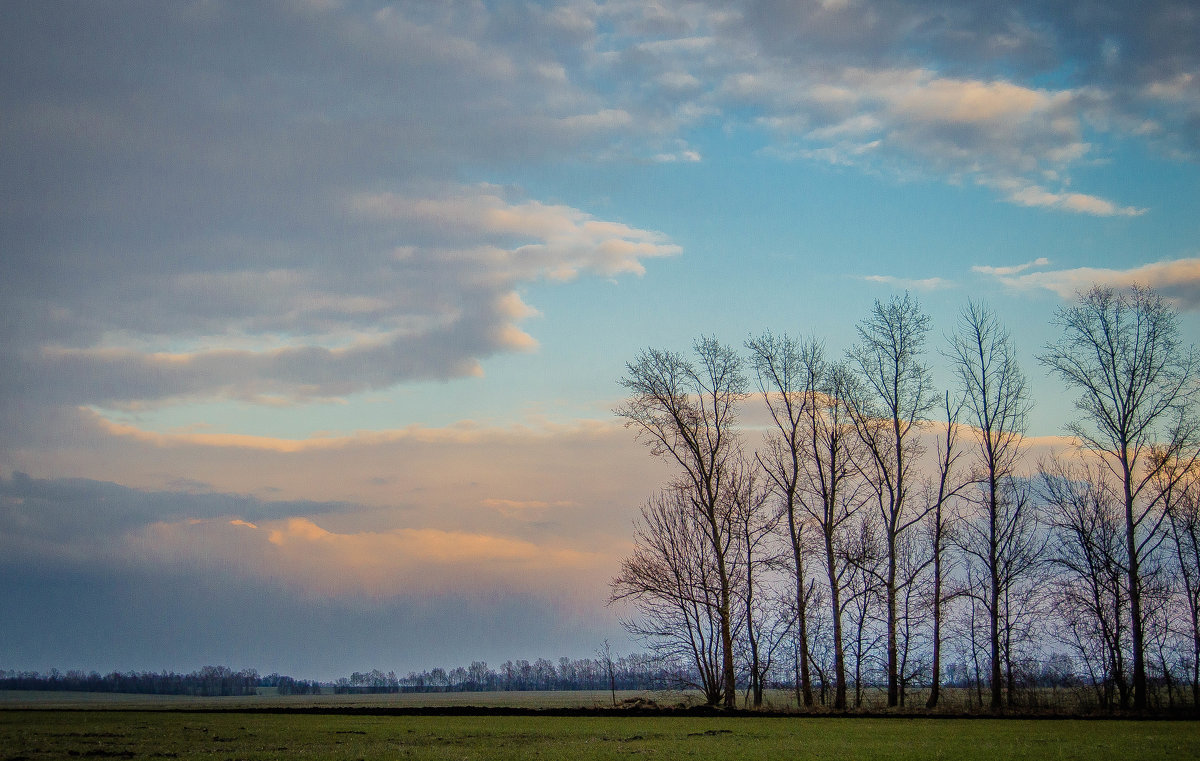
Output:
[[0, 686, 1142, 714], [0, 689, 694, 711], [2, 710, 1198, 760]]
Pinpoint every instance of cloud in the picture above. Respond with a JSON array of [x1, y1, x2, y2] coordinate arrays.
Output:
[[985, 179, 1146, 217], [1, 3, 1191, 427], [0, 2, 689, 426], [1, 411, 668, 577], [0, 462, 632, 605], [974, 256, 1200, 308], [0, 471, 349, 547], [593, 1, 1190, 211], [745, 66, 1126, 211], [0, 560, 621, 679], [481, 498, 576, 510], [236, 516, 605, 597], [862, 274, 955, 291], [348, 186, 679, 281], [481, 498, 578, 519], [1, 183, 676, 413], [972, 257, 1051, 277]]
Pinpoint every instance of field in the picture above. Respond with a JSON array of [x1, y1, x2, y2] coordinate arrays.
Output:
[[2, 692, 1199, 761], [0, 689, 666, 711]]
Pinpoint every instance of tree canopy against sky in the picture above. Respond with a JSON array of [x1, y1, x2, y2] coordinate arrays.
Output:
[[1, 1, 1197, 678]]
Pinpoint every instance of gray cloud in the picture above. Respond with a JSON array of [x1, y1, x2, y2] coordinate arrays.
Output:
[[0, 1, 678, 425], [4, 1, 1192, 675], [0, 561, 625, 680], [2, 0, 1192, 436], [0, 472, 351, 546], [592, 1, 1196, 200]]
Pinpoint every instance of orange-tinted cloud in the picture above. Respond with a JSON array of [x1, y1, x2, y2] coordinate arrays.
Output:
[[974, 256, 1200, 307]]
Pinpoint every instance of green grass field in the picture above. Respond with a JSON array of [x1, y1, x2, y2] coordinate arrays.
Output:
[[2, 709, 1198, 761]]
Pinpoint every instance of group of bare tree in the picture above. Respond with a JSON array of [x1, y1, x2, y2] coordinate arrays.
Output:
[[612, 285, 1200, 712]]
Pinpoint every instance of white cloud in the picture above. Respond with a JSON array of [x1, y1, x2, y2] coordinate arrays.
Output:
[[972, 257, 1051, 277], [990, 180, 1147, 217], [862, 274, 955, 291], [975, 256, 1200, 309]]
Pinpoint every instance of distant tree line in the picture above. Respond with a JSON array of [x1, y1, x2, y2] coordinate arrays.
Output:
[[612, 285, 1200, 712], [330, 653, 674, 693], [0, 655, 674, 697], [258, 672, 322, 695], [0, 666, 264, 696]]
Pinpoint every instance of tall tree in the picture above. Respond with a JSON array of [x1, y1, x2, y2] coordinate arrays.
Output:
[[949, 300, 1031, 710], [798, 355, 867, 710], [848, 293, 936, 707], [1040, 285, 1200, 709], [616, 338, 747, 708], [925, 392, 967, 708], [746, 331, 817, 707]]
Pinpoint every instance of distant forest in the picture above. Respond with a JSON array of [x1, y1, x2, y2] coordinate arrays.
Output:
[[0, 654, 676, 696], [0, 667, 270, 697]]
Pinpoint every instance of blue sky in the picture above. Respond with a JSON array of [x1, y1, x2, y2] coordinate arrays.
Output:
[[2, 0, 1198, 679]]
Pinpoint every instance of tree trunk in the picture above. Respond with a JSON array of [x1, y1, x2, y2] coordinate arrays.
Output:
[[825, 530, 847, 710], [887, 547, 899, 707], [926, 531, 943, 709], [1124, 459, 1148, 710], [990, 476, 1002, 711], [790, 515, 815, 708], [714, 532, 737, 710]]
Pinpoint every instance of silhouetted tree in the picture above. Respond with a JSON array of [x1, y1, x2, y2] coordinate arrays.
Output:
[[1041, 284, 1200, 709], [747, 330, 818, 707], [949, 300, 1031, 710], [616, 337, 747, 708], [848, 293, 937, 707], [799, 356, 867, 709], [610, 487, 728, 704], [1041, 458, 1132, 707], [926, 392, 968, 708]]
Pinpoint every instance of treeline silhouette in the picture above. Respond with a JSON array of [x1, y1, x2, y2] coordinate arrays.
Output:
[[0, 654, 673, 696], [330, 654, 672, 693], [0, 666, 267, 696]]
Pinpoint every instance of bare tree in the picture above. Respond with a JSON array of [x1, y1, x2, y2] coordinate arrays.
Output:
[[616, 338, 747, 708], [1165, 468, 1200, 706], [610, 487, 727, 704], [727, 463, 780, 708], [848, 293, 937, 707], [1040, 458, 1131, 707], [746, 331, 817, 707], [926, 392, 968, 708], [949, 300, 1031, 710], [599, 640, 616, 706], [798, 356, 867, 709], [1040, 285, 1200, 709], [843, 510, 886, 708]]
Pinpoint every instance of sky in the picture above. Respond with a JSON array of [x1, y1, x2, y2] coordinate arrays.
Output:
[[1, 0, 1199, 681]]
